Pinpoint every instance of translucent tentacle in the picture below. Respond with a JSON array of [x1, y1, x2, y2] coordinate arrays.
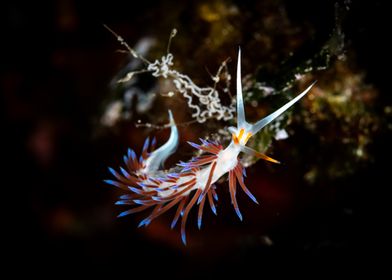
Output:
[[236, 48, 246, 129], [171, 197, 187, 229], [207, 190, 217, 215], [250, 81, 316, 135], [240, 145, 280, 164], [139, 197, 183, 227], [233, 164, 259, 204], [229, 170, 242, 221], [181, 189, 202, 245], [197, 195, 206, 229], [117, 205, 150, 217], [211, 185, 218, 201], [200, 161, 217, 198]]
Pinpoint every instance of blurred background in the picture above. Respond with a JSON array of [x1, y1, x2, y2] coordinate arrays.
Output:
[[2, 0, 390, 276]]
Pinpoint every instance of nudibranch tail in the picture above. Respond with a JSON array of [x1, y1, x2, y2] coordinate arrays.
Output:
[[105, 49, 315, 245], [142, 110, 178, 173]]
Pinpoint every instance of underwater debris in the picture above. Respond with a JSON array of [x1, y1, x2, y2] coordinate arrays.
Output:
[[104, 25, 235, 124]]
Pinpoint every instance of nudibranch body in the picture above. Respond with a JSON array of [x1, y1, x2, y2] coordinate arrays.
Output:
[[105, 49, 315, 244]]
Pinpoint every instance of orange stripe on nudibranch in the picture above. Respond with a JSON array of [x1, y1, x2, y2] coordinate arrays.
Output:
[[233, 129, 252, 145], [181, 189, 203, 245], [244, 132, 252, 144], [232, 133, 239, 144], [238, 128, 245, 140], [253, 151, 280, 164]]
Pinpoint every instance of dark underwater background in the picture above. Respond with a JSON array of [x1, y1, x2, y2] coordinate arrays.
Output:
[[2, 0, 390, 277]]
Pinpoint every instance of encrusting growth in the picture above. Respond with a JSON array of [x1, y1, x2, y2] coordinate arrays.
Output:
[[105, 49, 315, 244]]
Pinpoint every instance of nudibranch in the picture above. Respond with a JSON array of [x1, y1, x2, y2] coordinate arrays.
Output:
[[105, 49, 315, 244]]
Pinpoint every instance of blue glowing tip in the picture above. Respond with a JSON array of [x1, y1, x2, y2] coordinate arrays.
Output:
[[247, 192, 259, 205], [187, 141, 200, 149], [197, 193, 205, 205], [199, 138, 209, 146], [143, 137, 150, 152], [133, 199, 144, 205], [120, 194, 132, 199], [117, 210, 131, 218], [235, 208, 243, 221], [167, 173, 180, 178], [128, 186, 140, 194], [138, 218, 151, 228], [108, 167, 116, 176], [181, 232, 187, 245], [211, 204, 217, 215], [130, 149, 136, 161], [104, 179, 119, 188], [171, 218, 178, 229], [119, 167, 128, 177], [137, 182, 147, 188], [198, 217, 202, 229], [181, 167, 192, 173]]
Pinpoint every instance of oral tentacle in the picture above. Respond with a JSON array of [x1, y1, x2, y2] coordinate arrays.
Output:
[[249, 81, 316, 135], [236, 48, 247, 129], [240, 145, 280, 164]]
